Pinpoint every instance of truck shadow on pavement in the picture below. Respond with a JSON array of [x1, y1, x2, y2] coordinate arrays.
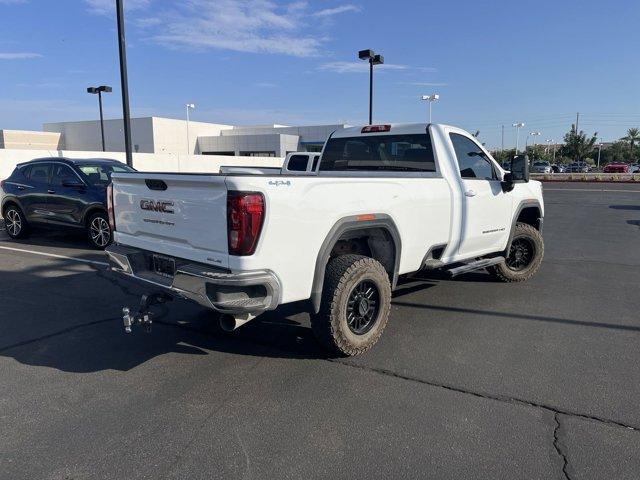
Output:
[[0, 253, 499, 373], [3, 249, 634, 374]]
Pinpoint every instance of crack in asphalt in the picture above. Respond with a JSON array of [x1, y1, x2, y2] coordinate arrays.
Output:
[[0, 317, 118, 354], [553, 413, 571, 480], [329, 359, 640, 432]]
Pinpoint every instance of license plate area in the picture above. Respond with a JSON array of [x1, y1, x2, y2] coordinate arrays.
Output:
[[152, 254, 175, 278]]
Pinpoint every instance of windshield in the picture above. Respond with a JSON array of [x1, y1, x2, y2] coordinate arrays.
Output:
[[77, 163, 134, 186], [320, 133, 436, 172]]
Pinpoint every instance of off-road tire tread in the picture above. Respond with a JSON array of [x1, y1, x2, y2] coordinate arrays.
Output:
[[311, 254, 391, 356], [489, 222, 544, 282]]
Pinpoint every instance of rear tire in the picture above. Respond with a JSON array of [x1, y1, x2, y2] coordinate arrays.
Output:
[[311, 254, 391, 356], [3, 204, 29, 239], [86, 211, 112, 249], [489, 222, 544, 282]]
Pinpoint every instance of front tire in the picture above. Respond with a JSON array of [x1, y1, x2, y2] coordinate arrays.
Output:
[[311, 254, 392, 356], [87, 211, 112, 249], [3, 205, 29, 239], [489, 222, 544, 282]]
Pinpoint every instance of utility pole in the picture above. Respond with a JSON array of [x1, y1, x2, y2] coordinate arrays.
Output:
[[116, 0, 133, 167], [501, 125, 504, 152], [575, 112, 580, 133]]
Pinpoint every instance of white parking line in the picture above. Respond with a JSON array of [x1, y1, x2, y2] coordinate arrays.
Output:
[[0, 245, 109, 267], [544, 188, 640, 193]]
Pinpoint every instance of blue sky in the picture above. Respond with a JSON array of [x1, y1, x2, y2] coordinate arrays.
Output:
[[1, 0, 639, 149]]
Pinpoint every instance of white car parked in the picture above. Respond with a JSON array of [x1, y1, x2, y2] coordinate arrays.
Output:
[[106, 123, 544, 355]]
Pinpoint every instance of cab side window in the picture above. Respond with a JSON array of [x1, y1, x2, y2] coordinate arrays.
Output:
[[449, 134, 497, 180]]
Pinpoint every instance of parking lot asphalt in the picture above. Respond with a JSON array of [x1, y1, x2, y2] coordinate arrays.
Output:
[[1, 182, 639, 480]]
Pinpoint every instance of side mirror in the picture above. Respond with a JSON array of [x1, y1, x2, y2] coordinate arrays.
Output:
[[501, 172, 514, 192], [510, 154, 530, 183], [62, 179, 85, 189]]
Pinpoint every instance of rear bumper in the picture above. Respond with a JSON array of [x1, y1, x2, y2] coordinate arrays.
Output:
[[105, 244, 281, 314]]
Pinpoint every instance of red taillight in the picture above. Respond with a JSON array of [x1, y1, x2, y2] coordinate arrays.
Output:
[[227, 191, 265, 256], [107, 183, 115, 231], [361, 124, 391, 133]]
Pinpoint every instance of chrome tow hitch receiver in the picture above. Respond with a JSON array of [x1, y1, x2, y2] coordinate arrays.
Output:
[[122, 292, 172, 334]]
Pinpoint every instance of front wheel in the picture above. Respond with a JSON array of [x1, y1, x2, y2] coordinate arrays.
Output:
[[87, 211, 112, 249], [489, 222, 544, 282], [3, 205, 29, 239], [311, 254, 392, 356]]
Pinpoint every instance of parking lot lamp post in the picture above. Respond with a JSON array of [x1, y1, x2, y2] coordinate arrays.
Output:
[[86, 85, 112, 151], [513, 123, 525, 154], [421, 94, 440, 123], [531, 131, 541, 147], [359, 49, 384, 125], [597, 143, 603, 168], [185, 103, 195, 154], [115, 0, 133, 167]]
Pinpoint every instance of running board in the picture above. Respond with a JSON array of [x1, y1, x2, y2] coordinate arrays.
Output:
[[447, 256, 505, 277]]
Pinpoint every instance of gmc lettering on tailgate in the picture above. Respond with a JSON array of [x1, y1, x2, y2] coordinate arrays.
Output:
[[140, 199, 175, 214]]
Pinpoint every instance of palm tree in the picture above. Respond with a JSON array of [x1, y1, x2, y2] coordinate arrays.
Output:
[[622, 128, 640, 158]]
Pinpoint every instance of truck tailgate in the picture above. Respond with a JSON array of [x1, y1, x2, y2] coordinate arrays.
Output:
[[111, 173, 229, 268]]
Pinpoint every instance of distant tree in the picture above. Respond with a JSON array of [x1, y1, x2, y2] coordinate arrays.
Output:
[[599, 141, 631, 165], [526, 144, 551, 162], [622, 128, 640, 160], [491, 148, 516, 164], [560, 125, 598, 162]]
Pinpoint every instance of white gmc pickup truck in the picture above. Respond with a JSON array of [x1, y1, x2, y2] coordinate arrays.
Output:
[[106, 123, 544, 355]]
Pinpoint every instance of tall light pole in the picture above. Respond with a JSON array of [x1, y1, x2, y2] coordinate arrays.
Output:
[[421, 94, 439, 123], [526, 131, 541, 151], [185, 103, 195, 154], [531, 131, 541, 146], [597, 142, 603, 168], [115, 0, 133, 167], [358, 49, 384, 125], [513, 122, 525, 154], [87, 85, 112, 151]]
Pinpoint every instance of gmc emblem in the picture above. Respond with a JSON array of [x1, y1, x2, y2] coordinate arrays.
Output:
[[140, 199, 174, 214]]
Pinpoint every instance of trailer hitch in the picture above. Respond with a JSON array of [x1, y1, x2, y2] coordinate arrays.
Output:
[[122, 292, 173, 333]]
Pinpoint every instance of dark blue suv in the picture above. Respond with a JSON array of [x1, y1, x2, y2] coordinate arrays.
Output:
[[1, 157, 134, 249]]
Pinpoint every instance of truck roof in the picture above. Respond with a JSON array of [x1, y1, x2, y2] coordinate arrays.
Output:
[[331, 123, 449, 138]]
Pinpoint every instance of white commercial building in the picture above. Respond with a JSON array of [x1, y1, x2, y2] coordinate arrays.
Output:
[[29, 117, 348, 156]]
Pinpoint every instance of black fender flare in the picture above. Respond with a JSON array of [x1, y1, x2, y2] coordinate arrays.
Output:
[[310, 214, 401, 313], [506, 199, 543, 252]]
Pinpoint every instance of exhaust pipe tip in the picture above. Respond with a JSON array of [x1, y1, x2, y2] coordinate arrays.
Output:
[[219, 314, 238, 332]]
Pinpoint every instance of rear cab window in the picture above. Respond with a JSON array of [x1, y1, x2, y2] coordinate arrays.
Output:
[[320, 133, 436, 173], [286, 155, 309, 172]]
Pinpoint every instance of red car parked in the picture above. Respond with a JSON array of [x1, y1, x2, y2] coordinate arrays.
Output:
[[603, 163, 630, 173]]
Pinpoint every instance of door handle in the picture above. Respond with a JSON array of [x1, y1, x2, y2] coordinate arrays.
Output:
[[17, 185, 25, 190], [465, 189, 477, 197], [47, 189, 55, 194]]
